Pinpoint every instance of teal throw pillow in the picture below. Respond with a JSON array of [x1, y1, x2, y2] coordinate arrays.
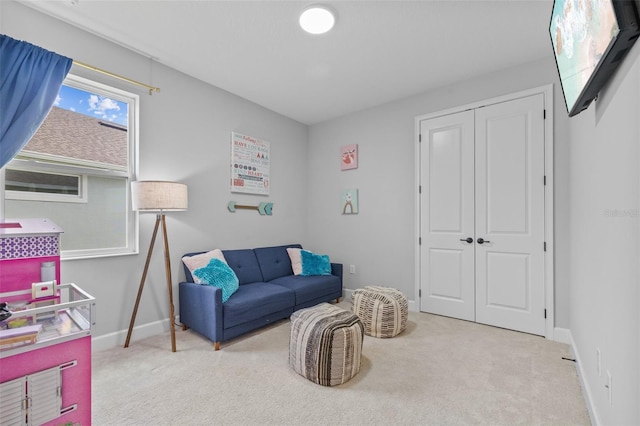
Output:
[[193, 258, 239, 303], [300, 249, 331, 276]]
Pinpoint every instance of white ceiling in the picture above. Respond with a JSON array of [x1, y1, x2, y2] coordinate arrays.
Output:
[[19, 0, 554, 125]]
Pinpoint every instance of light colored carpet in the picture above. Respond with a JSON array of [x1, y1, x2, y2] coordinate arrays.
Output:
[[92, 304, 590, 425]]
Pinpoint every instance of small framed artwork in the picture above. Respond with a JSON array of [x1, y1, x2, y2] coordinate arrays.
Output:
[[340, 144, 358, 170], [341, 189, 359, 214]]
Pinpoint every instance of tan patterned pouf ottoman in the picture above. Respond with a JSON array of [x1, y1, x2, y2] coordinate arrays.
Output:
[[289, 303, 364, 386], [351, 286, 408, 338]]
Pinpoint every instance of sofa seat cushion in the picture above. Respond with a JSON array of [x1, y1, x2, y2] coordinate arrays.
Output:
[[223, 282, 295, 329], [269, 275, 341, 306]]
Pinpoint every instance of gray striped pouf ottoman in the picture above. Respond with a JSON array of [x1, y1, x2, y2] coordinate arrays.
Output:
[[289, 303, 364, 386], [351, 286, 408, 338]]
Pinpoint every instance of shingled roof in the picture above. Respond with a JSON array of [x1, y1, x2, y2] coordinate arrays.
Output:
[[23, 106, 128, 168]]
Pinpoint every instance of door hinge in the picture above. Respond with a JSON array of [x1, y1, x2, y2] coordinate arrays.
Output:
[[419, 134, 422, 142], [543, 109, 546, 119], [419, 289, 422, 298], [544, 242, 547, 252], [419, 237, 422, 245], [419, 185, 422, 194], [544, 309, 547, 319], [543, 175, 546, 186]]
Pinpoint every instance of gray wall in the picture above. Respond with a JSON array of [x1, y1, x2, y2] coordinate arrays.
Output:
[[307, 57, 572, 330], [567, 46, 640, 425], [2, 1, 309, 338]]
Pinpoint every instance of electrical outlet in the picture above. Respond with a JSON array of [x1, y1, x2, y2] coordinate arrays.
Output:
[[349, 264, 356, 274], [596, 347, 601, 376], [606, 370, 612, 405]]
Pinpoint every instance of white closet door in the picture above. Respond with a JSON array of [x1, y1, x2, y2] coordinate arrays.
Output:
[[474, 94, 546, 335], [419, 93, 546, 336], [419, 110, 475, 321]]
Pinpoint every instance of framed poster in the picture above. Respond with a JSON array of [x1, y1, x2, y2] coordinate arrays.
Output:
[[231, 132, 270, 195], [340, 144, 358, 170]]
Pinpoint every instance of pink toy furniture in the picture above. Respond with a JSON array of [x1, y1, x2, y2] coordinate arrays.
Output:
[[0, 218, 94, 426]]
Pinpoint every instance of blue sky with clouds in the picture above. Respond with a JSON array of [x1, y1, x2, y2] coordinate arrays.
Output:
[[55, 85, 128, 127]]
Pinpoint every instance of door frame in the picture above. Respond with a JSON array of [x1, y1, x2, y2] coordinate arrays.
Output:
[[414, 84, 555, 340]]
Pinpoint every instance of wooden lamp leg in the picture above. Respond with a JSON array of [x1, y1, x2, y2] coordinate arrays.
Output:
[[124, 214, 161, 348], [161, 213, 177, 352]]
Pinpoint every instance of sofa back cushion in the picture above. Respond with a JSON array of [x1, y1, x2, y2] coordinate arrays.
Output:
[[254, 244, 302, 282], [222, 249, 264, 285]]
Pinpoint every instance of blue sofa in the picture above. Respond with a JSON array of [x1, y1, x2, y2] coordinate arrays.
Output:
[[179, 244, 343, 350]]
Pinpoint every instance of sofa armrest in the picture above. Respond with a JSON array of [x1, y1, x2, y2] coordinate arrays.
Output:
[[179, 282, 223, 345], [331, 263, 343, 281]]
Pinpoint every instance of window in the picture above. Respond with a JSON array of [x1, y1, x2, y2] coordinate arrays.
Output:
[[5, 169, 87, 202], [3, 74, 139, 259]]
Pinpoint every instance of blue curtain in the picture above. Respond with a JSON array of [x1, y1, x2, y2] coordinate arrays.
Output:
[[0, 34, 72, 168]]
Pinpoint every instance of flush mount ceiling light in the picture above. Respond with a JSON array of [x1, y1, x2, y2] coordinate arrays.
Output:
[[299, 5, 336, 34]]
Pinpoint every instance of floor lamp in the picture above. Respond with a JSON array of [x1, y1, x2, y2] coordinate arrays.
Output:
[[124, 180, 188, 352]]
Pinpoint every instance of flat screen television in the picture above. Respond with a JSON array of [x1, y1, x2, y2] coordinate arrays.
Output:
[[550, 0, 640, 116]]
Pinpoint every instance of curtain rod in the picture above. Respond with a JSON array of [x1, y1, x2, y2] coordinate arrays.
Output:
[[72, 60, 160, 95]]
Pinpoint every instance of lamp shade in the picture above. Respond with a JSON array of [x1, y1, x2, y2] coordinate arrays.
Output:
[[131, 181, 188, 212]]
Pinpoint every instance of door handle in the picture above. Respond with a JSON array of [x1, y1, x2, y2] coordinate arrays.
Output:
[[477, 238, 491, 244], [459, 237, 473, 244]]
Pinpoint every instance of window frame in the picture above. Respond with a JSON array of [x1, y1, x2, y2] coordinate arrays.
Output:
[[3, 74, 140, 260], [4, 167, 89, 203]]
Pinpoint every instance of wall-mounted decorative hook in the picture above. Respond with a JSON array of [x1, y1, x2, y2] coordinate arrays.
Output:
[[228, 201, 273, 215]]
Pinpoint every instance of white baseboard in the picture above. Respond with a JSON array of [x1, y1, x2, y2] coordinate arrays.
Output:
[[567, 330, 600, 426], [408, 299, 417, 312], [92, 317, 174, 352], [553, 326, 572, 344]]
